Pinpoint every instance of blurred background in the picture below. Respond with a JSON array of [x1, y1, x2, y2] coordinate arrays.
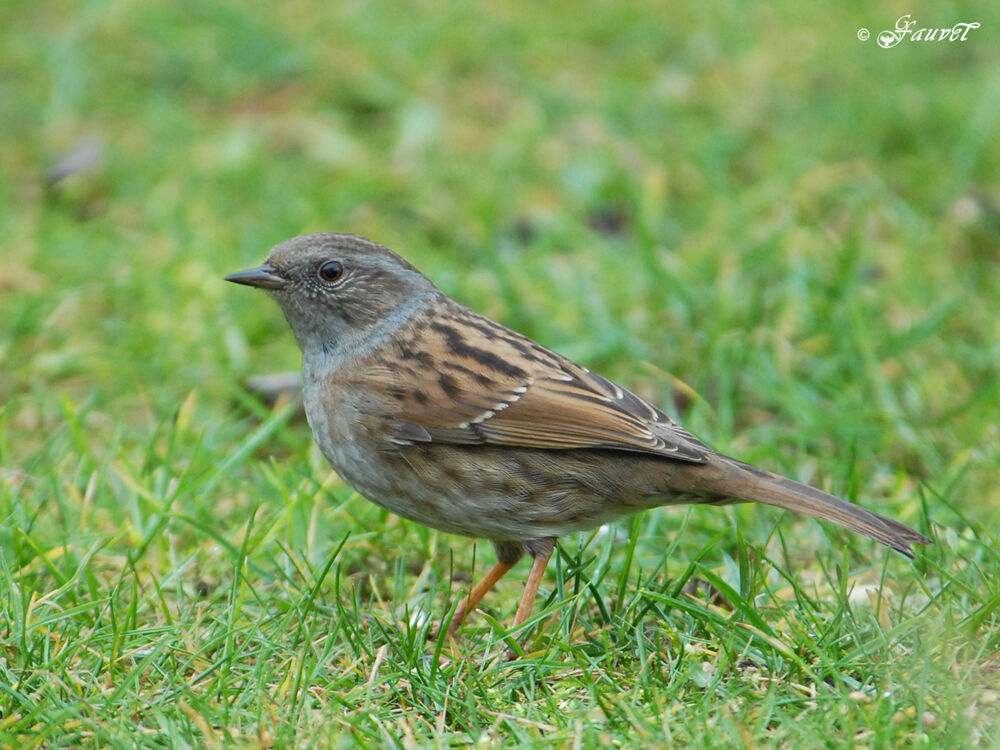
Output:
[[1, 0, 999, 743], [5, 0, 997, 509]]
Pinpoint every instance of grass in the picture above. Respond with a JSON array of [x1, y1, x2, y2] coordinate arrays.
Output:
[[2, 0, 1000, 746]]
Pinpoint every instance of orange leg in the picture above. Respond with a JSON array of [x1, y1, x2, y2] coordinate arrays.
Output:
[[444, 559, 516, 636], [511, 546, 554, 628]]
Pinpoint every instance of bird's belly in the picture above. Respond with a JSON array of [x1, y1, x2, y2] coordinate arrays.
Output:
[[331, 442, 682, 542], [303, 374, 707, 541]]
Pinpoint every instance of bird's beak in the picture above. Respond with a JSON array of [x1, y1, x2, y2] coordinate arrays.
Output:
[[224, 264, 287, 290]]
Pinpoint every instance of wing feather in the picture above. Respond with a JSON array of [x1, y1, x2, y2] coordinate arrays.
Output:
[[366, 300, 710, 463]]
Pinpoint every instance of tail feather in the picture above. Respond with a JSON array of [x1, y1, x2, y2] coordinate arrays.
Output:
[[708, 456, 931, 557]]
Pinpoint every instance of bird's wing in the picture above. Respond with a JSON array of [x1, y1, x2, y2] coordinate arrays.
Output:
[[367, 302, 711, 463]]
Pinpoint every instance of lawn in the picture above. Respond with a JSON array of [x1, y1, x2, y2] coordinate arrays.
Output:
[[2, 1, 999, 747]]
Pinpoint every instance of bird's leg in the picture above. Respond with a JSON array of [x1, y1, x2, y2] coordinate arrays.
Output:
[[437, 541, 523, 637], [511, 545, 553, 628], [437, 538, 556, 640], [502, 538, 555, 661], [445, 558, 516, 636]]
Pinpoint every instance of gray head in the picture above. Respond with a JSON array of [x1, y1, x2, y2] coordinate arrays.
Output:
[[225, 233, 440, 358]]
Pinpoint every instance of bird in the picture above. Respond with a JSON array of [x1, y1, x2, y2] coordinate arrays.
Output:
[[225, 233, 930, 639]]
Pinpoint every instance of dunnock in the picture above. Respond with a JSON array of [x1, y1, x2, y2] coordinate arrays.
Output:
[[226, 233, 929, 637]]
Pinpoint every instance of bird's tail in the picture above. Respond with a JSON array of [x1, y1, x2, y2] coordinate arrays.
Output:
[[704, 455, 931, 557]]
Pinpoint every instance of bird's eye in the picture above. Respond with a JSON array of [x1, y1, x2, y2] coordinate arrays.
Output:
[[318, 261, 344, 283]]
